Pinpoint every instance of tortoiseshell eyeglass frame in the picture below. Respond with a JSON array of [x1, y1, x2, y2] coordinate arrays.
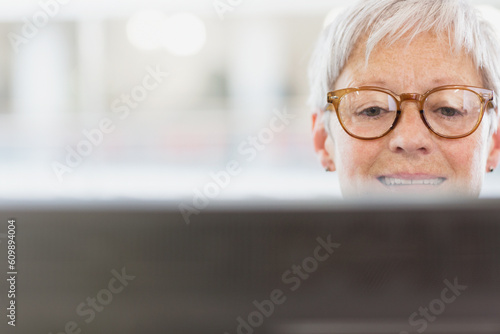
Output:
[[325, 85, 497, 140]]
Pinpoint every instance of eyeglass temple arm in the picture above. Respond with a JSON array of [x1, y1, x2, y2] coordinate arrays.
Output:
[[489, 93, 497, 111], [475, 88, 497, 111]]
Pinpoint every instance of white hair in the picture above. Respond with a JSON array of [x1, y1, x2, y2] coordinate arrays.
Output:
[[308, 0, 500, 133]]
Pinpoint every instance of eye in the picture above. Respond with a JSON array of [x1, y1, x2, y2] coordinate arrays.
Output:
[[359, 107, 383, 117], [436, 107, 463, 117]]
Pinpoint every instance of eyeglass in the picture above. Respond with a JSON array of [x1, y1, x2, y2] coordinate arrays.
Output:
[[325, 85, 497, 140]]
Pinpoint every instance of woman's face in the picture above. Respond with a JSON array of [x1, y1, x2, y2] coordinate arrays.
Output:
[[313, 32, 500, 197]]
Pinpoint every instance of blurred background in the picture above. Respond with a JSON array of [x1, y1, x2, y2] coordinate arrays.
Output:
[[0, 0, 499, 201]]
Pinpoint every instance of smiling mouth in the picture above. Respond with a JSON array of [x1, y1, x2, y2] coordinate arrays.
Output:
[[378, 176, 446, 186]]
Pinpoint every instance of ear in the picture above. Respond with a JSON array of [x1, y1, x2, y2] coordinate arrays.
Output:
[[312, 111, 336, 172], [486, 114, 500, 172]]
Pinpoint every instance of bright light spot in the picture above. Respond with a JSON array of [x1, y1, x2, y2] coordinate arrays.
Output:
[[127, 10, 167, 51], [162, 12, 207, 56], [126, 11, 207, 56]]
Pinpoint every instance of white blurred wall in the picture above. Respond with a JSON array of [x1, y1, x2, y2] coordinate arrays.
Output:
[[0, 0, 498, 200]]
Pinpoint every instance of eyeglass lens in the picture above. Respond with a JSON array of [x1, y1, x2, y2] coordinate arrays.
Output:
[[337, 88, 482, 138]]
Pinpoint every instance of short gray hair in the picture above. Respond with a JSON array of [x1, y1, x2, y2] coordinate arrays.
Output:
[[308, 0, 500, 133]]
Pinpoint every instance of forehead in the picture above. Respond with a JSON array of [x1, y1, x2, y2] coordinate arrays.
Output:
[[337, 31, 483, 92]]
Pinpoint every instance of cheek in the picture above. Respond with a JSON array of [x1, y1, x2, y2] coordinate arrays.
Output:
[[443, 141, 475, 167], [328, 123, 384, 178], [440, 128, 488, 181]]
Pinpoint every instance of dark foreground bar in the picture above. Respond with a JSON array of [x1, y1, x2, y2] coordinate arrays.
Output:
[[0, 199, 499, 334]]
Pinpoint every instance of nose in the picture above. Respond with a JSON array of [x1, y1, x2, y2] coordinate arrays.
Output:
[[387, 101, 434, 155]]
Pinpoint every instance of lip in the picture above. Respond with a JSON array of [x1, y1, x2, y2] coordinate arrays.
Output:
[[377, 174, 447, 186]]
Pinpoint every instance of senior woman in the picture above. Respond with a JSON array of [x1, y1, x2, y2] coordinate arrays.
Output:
[[310, 0, 500, 197]]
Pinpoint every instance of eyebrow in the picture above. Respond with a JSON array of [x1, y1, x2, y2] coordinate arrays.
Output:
[[356, 80, 388, 87], [431, 78, 464, 86], [359, 79, 465, 90], [351, 79, 470, 95]]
